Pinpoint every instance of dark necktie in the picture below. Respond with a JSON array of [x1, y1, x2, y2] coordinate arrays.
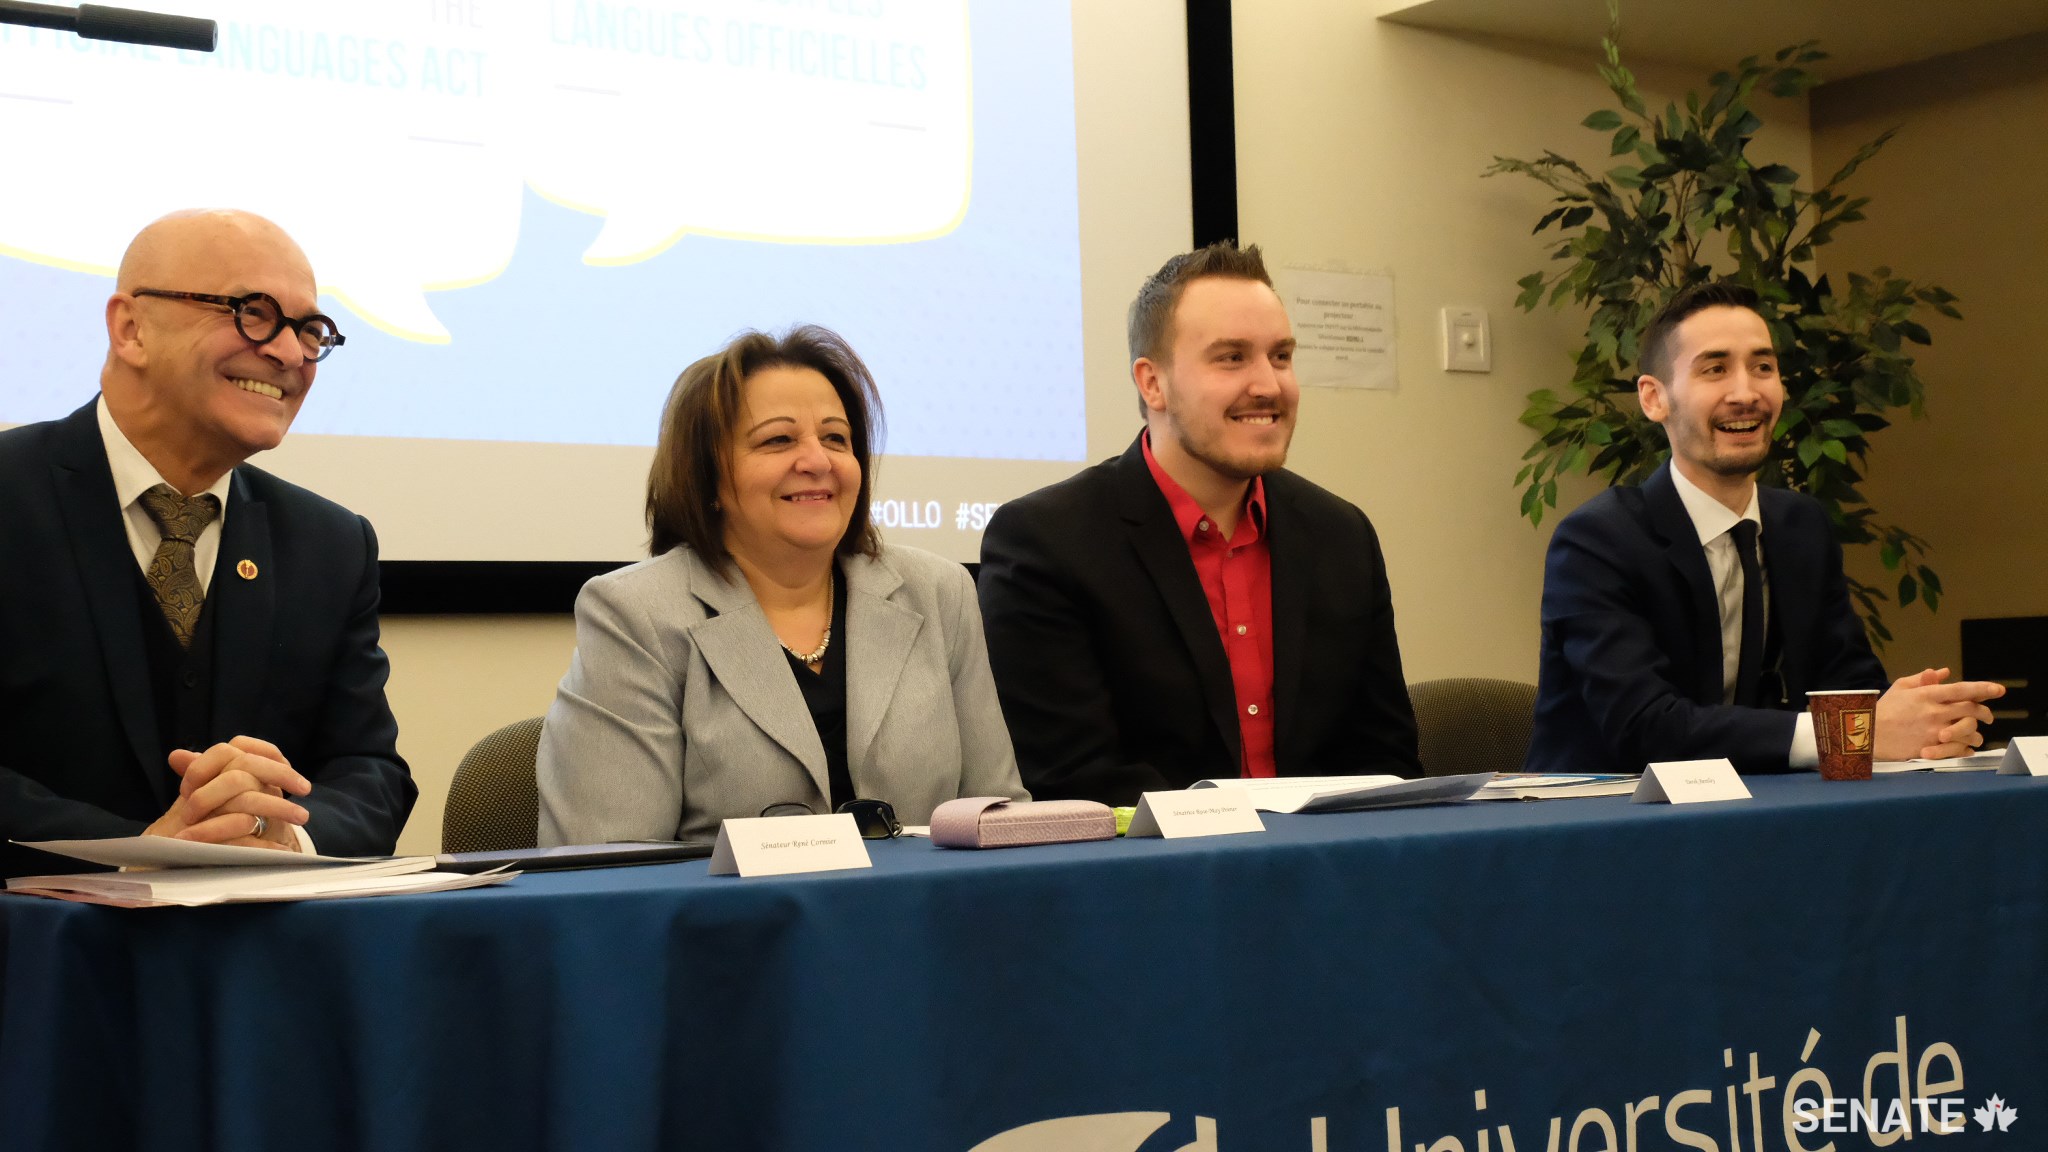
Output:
[[139, 483, 221, 648], [1729, 520, 1765, 707]]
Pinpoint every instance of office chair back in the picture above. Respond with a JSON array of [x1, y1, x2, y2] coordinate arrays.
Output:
[[1407, 678, 1539, 778], [442, 716, 544, 853]]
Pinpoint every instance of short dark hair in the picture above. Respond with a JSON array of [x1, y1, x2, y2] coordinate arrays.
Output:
[[646, 325, 885, 571], [1128, 241, 1276, 365], [1126, 242, 1274, 416], [1638, 279, 1767, 381]]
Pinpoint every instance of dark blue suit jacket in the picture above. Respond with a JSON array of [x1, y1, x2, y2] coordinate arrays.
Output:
[[1526, 461, 1887, 775], [0, 400, 416, 877], [978, 434, 1420, 804]]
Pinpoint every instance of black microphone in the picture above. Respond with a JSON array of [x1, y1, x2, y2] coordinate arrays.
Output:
[[0, 2, 216, 52]]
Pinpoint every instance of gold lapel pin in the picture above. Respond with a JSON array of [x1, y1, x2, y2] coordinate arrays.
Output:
[[237, 559, 259, 580]]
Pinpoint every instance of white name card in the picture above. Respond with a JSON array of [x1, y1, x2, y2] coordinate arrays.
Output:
[[1633, 759, 1752, 805], [1998, 736, 2048, 777], [708, 814, 872, 877], [1125, 788, 1265, 839]]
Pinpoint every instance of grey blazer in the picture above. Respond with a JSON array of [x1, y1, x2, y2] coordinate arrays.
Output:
[[536, 543, 1027, 845]]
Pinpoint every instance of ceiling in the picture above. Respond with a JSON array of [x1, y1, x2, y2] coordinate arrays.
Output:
[[1376, 0, 2048, 81]]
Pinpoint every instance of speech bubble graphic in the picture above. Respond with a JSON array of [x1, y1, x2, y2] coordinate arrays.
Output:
[[0, 0, 973, 338], [507, 0, 972, 265], [0, 0, 519, 343]]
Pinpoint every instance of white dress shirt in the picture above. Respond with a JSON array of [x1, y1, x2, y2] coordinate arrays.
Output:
[[1668, 465, 1817, 767], [96, 397, 316, 851]]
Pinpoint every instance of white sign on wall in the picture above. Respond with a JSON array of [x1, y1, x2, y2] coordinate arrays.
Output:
[[1272, 267, 1397, 391]]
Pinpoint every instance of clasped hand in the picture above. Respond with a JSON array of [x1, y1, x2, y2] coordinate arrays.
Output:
[[1874, 667, 2006, 762], [141, 736, 312, 851]]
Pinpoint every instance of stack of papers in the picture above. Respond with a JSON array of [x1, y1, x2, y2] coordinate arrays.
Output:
[[5, 836, 515, 907], [1191, 773, 1493, 814], [1473, 773, 1642, 800], [1874, 752, 2005, 774]]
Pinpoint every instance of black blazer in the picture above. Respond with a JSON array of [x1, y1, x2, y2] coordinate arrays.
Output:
[[977, 434, 1419, 804], [0, 400, 416, 877], [1526, 461, 1887, 776]]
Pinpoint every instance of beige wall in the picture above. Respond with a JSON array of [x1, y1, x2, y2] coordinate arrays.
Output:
[[383, 5, 1824, 852], [1230, 6, 1808, 680], [1811, 33, 2048, 676]]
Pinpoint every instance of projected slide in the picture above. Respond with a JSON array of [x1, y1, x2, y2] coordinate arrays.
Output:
[[0, 0, 1084, 460]]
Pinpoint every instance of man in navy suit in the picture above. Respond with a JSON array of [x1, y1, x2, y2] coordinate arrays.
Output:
[[1526, 280, 2002, 775], [0, 210, 415, 877]]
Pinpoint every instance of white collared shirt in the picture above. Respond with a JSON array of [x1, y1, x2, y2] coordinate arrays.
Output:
[[1668, 465, 1816, 766], [96, 396, 233, 594], [96, 396, 317, 852], [1668, 466, 1763, 705]]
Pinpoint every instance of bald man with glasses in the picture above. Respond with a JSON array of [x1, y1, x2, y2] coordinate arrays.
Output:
[[0, 209, 415, 878]]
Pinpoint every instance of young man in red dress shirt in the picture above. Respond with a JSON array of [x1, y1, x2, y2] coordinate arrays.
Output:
[[978, 243, 1421, 804]]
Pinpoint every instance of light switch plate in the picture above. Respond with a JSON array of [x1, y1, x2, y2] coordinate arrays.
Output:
[[1441, 306, 1490, 372]]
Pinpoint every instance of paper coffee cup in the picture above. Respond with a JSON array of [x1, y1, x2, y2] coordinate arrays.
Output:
[[1807, 689, 1878, 780]]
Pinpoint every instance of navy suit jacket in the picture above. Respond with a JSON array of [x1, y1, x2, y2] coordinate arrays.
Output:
[[0, 400, 416, 877], [977, 434, 1420, 804], [1526, 461, 1887, 775]]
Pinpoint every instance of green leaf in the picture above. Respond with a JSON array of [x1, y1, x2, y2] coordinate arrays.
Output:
[[1520, 484, 1541, 517], [1820, 419, 1862, 438], [1879, 540, 1903, 570], [1611, 125, 1641, 156], [1897, 575, 1918, 607], [1824, 130, 1896, 188], [1560, 206, 1594, 229], [1582, 109, 1624, 131], [1821, 440, 1848, 463], [1586, 420, 1614, 445], [1797, 437, 1823, 467], [1767, 69, 1814, 99]]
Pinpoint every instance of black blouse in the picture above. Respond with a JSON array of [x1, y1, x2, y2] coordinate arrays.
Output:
[[782, 566, 852, 811]]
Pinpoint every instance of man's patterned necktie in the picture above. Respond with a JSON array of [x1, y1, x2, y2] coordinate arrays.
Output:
[[138, 483, 221, 648]]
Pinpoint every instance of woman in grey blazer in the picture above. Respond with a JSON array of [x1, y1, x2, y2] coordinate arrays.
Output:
[[536, 326, 1026, 846]]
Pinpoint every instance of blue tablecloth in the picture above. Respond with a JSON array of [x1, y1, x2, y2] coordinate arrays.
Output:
[[4, 773, 2045, 1151]]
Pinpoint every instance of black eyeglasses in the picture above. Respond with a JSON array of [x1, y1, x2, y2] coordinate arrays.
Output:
[[837, 799, 902, 840], [132, 289, 346, 362], [758, 798, 902, 840]]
